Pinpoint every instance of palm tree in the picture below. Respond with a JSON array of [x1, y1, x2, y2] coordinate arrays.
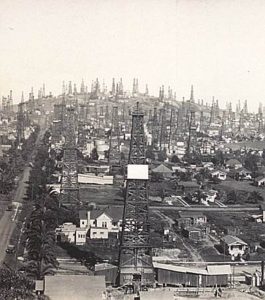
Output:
[[25, 188, 59, 280], [24, 260, 55, 280]]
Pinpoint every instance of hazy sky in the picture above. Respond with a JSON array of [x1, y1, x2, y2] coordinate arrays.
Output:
[[1, 0, 265, 111]]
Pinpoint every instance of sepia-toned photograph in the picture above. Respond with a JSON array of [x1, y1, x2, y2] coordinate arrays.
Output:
[[1, 0, 265, 299]]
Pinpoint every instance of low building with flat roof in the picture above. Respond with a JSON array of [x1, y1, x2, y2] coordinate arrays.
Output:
[[44, 275, 105, 300]]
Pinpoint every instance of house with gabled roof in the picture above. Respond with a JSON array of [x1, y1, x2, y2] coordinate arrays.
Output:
[[79, 207, 123, 239], [225, 159, 242, 170], [254, 176, 265, 187], [220, 235, 248, 260]]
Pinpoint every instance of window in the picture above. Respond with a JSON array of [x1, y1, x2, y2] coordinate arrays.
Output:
[[100, 232, 104, 234], [82, 221, 85, 225], [102, 222, 107, 228]]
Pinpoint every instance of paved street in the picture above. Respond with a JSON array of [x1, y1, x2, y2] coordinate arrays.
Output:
[[0, 126, 45, 265], [0, 166, 30, 264]]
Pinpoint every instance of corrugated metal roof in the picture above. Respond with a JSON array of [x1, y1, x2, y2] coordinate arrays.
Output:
[[154, 263, 232, 276], [153, 262, 208, 275], [207, 265, 231, 275]]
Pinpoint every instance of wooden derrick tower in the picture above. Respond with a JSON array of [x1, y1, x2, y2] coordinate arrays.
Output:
[[60, 105, 80, 205], [151, 107, 159, 149], [108, 106, 121, 166], [118, 103, 154, 290]]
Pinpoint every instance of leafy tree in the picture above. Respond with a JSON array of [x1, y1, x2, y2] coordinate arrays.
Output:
[[244, 153, 259, 172], [247, 191, 263, 204], [212, 150, 225, 166], [0, 267, 34, 299], [226, 190, 238, 204]]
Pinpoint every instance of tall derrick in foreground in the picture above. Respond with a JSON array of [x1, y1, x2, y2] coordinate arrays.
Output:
[[118, 103, 154, 289], [108, 106, 121, 167], [60, 105, 80, 205]]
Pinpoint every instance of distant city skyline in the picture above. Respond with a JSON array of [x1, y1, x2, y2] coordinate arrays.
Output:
[[1, 0, 265, 112]]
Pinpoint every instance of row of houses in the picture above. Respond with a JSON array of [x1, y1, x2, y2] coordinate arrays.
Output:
[[173, 211, 249, 260]]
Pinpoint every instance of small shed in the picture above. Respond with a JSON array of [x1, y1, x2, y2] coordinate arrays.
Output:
[[94, 263, 118, 286], [182, 227, 204, 241]]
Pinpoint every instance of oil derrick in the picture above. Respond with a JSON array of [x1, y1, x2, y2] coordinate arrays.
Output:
[[60, 106, 80, 206], [151, 107, 159, 149], [258, 104, 263, 134], [16, 93, 25, 145], [122, 101, 126, 123], [219, 110, 226, 140], [199, 111, 204, 133], [147, 109, 152, 132], [159, 107, 166, 151], [118, 103, 154, 289], [238, 110, 244, 134], [105, 105, 110, 124], [78, 104, 87, 148], [99, 106, 104, 128], [108, 106, 121, 167], [186, 111, 197, 154], [190, 85, 194, 103], [243, 100, 248, 115], [168, 108, 175, 153], [8, 90, 13, 112], [174, 109, 180, 137], [112, 78, 116, 96], [177, 98, 186, 135], [207, 98, 215, 132], [52, 101, 66, 143]]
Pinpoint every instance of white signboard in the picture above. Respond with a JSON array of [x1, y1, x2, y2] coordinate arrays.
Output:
[[127, 165, 149, 180]]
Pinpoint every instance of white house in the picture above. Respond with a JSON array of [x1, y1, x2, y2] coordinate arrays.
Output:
[[56, 223, 77, 243], [211, 170, 227, 181], [75, 228, 87, 245], [220, 235, 248, 260], [254, 176, 265, 187], [79, 207, 123, 240], [202, 162, 214, 171], [205, 190, 218, 203]]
